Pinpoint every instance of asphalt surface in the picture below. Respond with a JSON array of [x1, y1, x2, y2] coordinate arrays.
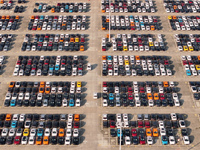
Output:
[[0, 0, 200, 150]]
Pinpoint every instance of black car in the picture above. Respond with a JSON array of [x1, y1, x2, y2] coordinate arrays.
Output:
[[73, 137, 79, 145]]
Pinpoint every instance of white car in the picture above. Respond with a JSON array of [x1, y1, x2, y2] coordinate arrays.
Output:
[[12, 114, 19, 121], [66, 129, 72, 137], [21, 136, 28, 145], [8, 128, 15, 137], [171, 113, 177, 120], [147, 136, 153, 145], [160, 128, 166, 136], [76, 99, 81, 107], [183, 136, 190, 145], [116, 114, 122, 122], [93, 93, 98, 99], [28, 136, 35, 145], [30, 128, 36, 137], [87, 63, 91, 70], [179, 120, 186, 128], [172, 93, 178, 100], [67, 122, 72, 129], [73, 129, 79, 137], [103, 99, 108, 107], [125, 136, 131, 145], [135, 100, 141, 107], [159, 121, 165, 128], [169, 136, 175, 145], [44, 128, 50, 137], [62, 98, 68, 107], [123, 114, 128, 121], [51, 128, 58, 136], [174, 100, 180, 107], [65, 137, 71, 145], [149, 99, 154, 107], [68, 114, 73, 122]]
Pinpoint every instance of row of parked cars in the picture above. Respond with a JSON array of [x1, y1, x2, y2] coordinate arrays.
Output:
[[102, 81, 180, 107], [181, 55, 200, 76], [33, 2, 88, 13], [169, 15, 200, 31], [13, 55, 86, 76], [28, 15, 88, 31], [102, 15, 161, 30], [102, 55, 173, 76], [0, 113, 82, 145], [22, 34, 86, 51], [174, 34, 200, 51], [102, 34, 166, 51], [0, 15, 20, 30], [0, 55, 5, 72], [14, 5, 25, 13], [4, 81, 83, 107], [101, 0, 155, 13], [102, 113, 190, 145], [189, 81, 200, 100], [0, 0, 13, 10], [164, 0, 200, 13], [0, 34, 13, 51]]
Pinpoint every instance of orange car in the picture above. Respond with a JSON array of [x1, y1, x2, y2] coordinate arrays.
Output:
[[39, 87, 44, 93], [37, 25, 42, 30], [102, 26, 106, 30], [173, 16, 177, 19], [153, 128, 159, 137], [198, 56, 200, 60], [5, 114, 12, 121], [153, 93, 159, 100], [60, 38, 64, 42], [146, 129, 152, 137], [163, 81, 169, 87], [6, 16, 10, 19], [173, 5, 177, 9], [74, 114, 80, 122], [1, 16, 5, 20], [135, 56, 140, 60], [147, 93, 153, 100], [59, 128, 65, 137], [130, 22, 135, 26], [51, 8, 55, 13], [0, 0, 4, 4], [43, 136, 49, 145], [150, 25, 155, 31], [36, 136, 42, 145], [31, 16, 35, 20], [62, 22, 66, 27], [15, 16, 20, 20], [40, 82, 45, 87], [70, 37, 74, 42], [9, 81, 15, 88], [102, 56, 106, 60], [80, 45, 84, 51], [45, 87, 50, 94]]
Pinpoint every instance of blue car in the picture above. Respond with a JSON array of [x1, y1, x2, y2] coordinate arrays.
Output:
[[107, 56, 112, 61], [40, 15, 44, 20], [65, 5, 69, 9], [10, 99, 16, 107], [140, 22, 144, 26], [186, 70, 191, 76], [55, 65, 60, 71], [39, 37, 44, 42], [117, 129, 123, 137], [109, 93, 114, 100], [37, 128, 43, 136], [38, 5, 42, 10], [69, 99, 74, 107], [129, 15, 133, 19], [11, 121, 17, 128], [49, 64, 54, 71], [161, 136, 168, 145]]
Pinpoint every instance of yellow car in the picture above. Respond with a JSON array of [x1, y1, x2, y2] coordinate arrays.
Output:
[[75, 37, 79, 43], [196, 65, 200, 70], [168, 16, 172, 20], [149, 42, 154, 47], [189, 46, 193, 51], [125, 60, 129, 65], [77, 81, 81, 88], [183, 46, 188, 51], [23, 129, 29, 136], [123, 46, 128, 51]]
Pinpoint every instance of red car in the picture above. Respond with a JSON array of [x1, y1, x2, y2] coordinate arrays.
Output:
[[110, 121, 116, 128], [140, 87, 145, 93], [128, 93, 133, 100], [127, 87, 132, 93], [103, 82, 107, 87], [14, 136, 21, 145], [73, 121, 80, 128], [131, 129, 137, 136], [144, 121, 150, 128], [188, 61, 193, 65], [16, 60, 21, 65], [164, 60, 169, 65], [137, 121, 143, 128], [182, 60, 188, 65], [139, 136, 146, 145], [159, 93, 165, 100]]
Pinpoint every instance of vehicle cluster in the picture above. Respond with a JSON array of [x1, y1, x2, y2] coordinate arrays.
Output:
[[164, 0, 200, 13], [33, 2, 88, 13], [0, 15, 20, 30], [174, 34, 200, 51], [4, 81, 83, 107], [181, 55, 200, 76], [0, 34, 13, 51], [101, 0, 155, 13], [0, 113, 82, 145], [189, 81, 200, 100], [169, 15, 200, 31], [13, 55, 86, 76], [0, 0, 13, 10], [102, 34, 166, 51], [102, 81, 180, 107], [102, 113, 190, 145], [0, 55, 5, 72], [14, 5, 25, 13], [102, 15, 161, 30], [22, 34, 86, 51], [28, 15, 88, 31], [102, 55, 173, 76]]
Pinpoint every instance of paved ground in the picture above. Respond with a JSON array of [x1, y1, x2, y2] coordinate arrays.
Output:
[[1, 0, 200, 150]]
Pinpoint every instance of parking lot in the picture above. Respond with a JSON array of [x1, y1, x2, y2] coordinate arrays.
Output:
[[0, 0, 200, 150]]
